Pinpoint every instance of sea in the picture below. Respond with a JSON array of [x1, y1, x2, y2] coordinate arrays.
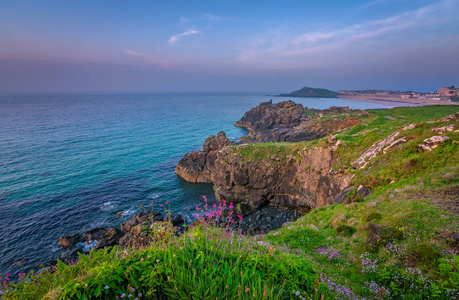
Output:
[[0, 93, 400, 276]]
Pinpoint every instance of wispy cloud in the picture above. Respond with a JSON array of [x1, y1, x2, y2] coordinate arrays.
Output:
[[204, 14, 222, 21], [358, 0, 388, 9], [168, 29, 199, 44], [238, 0, 459, 68], [124, 49, 172, 67]]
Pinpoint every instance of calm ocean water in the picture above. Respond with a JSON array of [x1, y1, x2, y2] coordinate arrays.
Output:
[[0, 93, 393, 276]]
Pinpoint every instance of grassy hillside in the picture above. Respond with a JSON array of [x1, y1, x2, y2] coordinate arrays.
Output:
[[1, 105, 458, 299]]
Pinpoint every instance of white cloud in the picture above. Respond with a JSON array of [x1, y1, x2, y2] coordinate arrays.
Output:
[[168, 29, 199, 44], [238, 0, 459, 68]]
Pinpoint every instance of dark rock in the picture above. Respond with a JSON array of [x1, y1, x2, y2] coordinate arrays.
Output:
[[60, 248, 82, 260], [175, 101, 362, 211], [170, 214, 184, 225], [121, 210, 162, 233], [356, 185, 371, 198], [96, 227, 121, 249], [58, 234, 80, 248], [80, 227, 108, 242], [203, 131, 232, 152], [334, 186, 353, 203]]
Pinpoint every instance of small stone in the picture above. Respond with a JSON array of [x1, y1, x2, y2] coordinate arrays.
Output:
[[116, 211, 123, 216]]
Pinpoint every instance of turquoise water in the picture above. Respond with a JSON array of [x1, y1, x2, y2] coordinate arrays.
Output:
[[0, 93, 392, 275]]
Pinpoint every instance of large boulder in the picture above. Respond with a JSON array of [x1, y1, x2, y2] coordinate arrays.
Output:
[[120, 210, 163, 233], [58, 234, 80, 248], [96, 228, 121, 249]]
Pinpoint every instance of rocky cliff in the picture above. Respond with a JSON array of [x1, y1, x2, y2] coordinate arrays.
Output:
[[210, 142, 352, 212], [176, 101, 364, 212], [235, 100, 365, 142]]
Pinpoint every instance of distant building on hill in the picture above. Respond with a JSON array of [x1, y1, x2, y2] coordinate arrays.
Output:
[[439, 85, 459, 98]]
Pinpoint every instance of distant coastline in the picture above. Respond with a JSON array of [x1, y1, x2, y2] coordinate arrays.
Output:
[[278, 86, 459, 106]]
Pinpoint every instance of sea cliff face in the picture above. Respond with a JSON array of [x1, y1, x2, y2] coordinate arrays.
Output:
[[175, 101, 363, 212]]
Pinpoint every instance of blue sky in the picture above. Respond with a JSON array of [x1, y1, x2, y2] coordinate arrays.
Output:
[[0, 0, 458, 93]]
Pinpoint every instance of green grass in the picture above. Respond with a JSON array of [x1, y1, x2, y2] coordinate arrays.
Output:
[[254, 105, 459, 299], [265, 184, 459, 299], [2, 224, 327, 300]]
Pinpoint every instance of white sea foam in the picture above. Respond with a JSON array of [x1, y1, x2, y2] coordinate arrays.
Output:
[[100, 202, 114, 210]]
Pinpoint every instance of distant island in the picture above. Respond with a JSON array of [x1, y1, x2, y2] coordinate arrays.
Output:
[[279, 86, 339, 98], [279, 85, 459, 104]]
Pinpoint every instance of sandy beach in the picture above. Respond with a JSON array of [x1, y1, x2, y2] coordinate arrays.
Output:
[[338, 95, 458, 107]]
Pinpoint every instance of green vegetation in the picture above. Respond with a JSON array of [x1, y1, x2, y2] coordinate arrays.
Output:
[[280, 86, 339, 98], [1, 105, 458, 299], [231, 142, 307, 163], [1, 221, 327, 299], [263, 105, 459, 299]]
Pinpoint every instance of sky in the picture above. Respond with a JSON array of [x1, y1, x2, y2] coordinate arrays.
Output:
[[0, 0, 458, 93]]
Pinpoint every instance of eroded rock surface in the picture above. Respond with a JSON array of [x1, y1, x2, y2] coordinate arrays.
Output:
[[235, 101, 367, 143], [176, 101, 367, 212], [175, 131, 233, 183], [352, 124, 415, 169], [418, 136, 450, 152], [432, 125, 454, 134]]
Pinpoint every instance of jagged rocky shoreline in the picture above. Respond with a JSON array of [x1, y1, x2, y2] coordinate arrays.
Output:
[[58, 100, 362, 260], [175, 100, 368, 212]]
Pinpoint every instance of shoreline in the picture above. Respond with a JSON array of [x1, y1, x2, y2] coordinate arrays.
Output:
[[337, 95, 457, 107]]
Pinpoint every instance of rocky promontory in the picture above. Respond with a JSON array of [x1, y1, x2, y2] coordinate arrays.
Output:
[[235, 100, 366, 142], [176, 100, 368, 212]]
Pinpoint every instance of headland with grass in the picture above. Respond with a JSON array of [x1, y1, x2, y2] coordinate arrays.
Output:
[[1, 101, 458, 299]]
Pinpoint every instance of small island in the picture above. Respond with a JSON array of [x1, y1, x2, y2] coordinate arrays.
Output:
[[279, 86, 339, 98]]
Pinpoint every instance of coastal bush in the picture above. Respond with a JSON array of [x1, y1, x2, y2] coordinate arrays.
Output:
[[2, 205, 328, 300], [336, 225, 356, 237]]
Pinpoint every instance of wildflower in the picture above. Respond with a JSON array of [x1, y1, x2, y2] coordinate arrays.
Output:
[[295, 291, 300, 295], [128, 295, 132, 298], [104, 286, 109, 289], [121, 294, 126, 298], [138, 293, 142, 297], [156, 259, 160, 263], [85, 284, 88, 287]]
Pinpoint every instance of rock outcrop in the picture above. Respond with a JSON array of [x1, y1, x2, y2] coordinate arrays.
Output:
[[213, 145, 353, 212], [432, 125, 454, 134], [176, 101, 369, 212], [58, 210, 185, 260], [418, 136, 451, 152], [235, 101, 366, 143], [352, 124, 415, 169], [177, 134, 352, 212], [175, 131, 233, 183], [438, 112, 459, 122]]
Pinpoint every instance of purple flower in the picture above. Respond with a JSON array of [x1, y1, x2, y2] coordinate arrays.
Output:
[[104, 286, 109, 289], [121, 294, 126, 298]]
